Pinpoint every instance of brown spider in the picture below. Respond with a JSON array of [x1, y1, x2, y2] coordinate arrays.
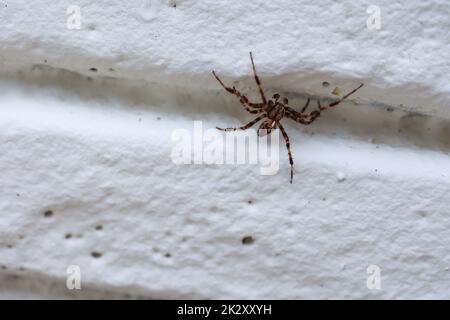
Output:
[[212, 52, 363, 184]]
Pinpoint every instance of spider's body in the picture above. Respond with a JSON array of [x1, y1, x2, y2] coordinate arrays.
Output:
[[257, 97, 287, 134], [267, 98, 286, 122], [212, 52, 363, 183]]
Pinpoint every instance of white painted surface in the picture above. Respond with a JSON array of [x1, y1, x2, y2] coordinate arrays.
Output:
[[0, 1, 450, 299]]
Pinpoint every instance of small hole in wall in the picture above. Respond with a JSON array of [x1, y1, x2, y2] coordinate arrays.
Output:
[[91, 251, 102, 258], [164, 252, 172, 258], [95, 225, 103, 231], [322, 81, 330, 88], [242, 236, 254, 245], [416, 210, 428, 218], [44, 210, 53, 217], [89, 68, 98, 72], [209, 206, 220, 213], [6, 244, 13, 249], [65, 233, 72, 239], [247, 200, 253, 204]]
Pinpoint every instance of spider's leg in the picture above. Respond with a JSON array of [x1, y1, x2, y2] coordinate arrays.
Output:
[[304, 83, 364, 117], [300, 98, 311, 113], [298, 83, 364, 123], [249, 52, 267, 105], [212, 71, 263, 113], [302, 101, 322, 123], [216, 114, 267, 131], [327, 83, 364, 109], [277, 122, 294, 184], [285, 106, 316, 125], [284, 98, 311, 121]]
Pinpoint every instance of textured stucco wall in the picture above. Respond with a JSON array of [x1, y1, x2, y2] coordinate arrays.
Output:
[[1, 1, 450, 118], [1, 1, 450, 299]]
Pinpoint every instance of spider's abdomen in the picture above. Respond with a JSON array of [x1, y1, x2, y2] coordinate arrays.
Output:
[[267, 103, 285, 121]]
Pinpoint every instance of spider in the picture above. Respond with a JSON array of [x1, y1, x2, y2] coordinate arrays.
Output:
[[212, 52, 363, 184]]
